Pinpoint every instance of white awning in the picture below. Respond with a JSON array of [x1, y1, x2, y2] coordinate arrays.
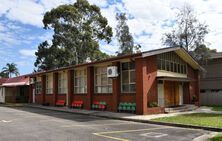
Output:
[[2, 82, 29, 86]]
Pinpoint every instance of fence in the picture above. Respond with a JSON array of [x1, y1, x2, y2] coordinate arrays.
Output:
[[200, 91, 222, 106]]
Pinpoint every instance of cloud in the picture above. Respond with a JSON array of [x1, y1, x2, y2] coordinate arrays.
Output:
[[19, 49, 36, 57], [1, 0, 222, 76]]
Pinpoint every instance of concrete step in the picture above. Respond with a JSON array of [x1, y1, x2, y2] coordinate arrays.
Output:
[[165, 105, 198, 113]]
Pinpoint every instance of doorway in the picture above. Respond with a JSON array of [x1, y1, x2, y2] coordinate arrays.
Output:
[[164, 81, 180, 107]]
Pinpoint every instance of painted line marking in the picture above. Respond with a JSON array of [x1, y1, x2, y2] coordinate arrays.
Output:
[[93, 127, 172, 141], [0, 120, 12, 123], [140, 132, 168, 138]]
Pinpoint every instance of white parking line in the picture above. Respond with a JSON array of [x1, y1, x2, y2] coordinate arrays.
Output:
[[0, 120, 12, 123]]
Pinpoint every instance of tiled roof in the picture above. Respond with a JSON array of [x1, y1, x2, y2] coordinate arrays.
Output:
[[0, 78, 8, 85], [2, 76, 29, 86]]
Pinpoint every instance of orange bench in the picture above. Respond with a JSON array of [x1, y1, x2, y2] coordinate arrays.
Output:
[[71, 101, 83, 108], [55, 100, 65, 106]]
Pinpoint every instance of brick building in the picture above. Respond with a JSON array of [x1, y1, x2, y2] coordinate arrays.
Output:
[[29, 47, 201, 115]]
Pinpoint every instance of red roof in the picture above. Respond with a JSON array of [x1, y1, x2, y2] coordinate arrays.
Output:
[[0, 78, 8, 85], [2, 76, 29, 86]]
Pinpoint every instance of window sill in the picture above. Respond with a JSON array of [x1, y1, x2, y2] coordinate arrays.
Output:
[[121, 92, 136, 95], [74, 93, 87, 95], [94, 93, 113, 95]]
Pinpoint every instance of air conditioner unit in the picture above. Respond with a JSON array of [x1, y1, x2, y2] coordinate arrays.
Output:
[[107, 66, 118, 78], [30, 78, 35, 84]]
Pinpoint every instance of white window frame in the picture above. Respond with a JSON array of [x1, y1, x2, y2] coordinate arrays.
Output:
[[35, 81, 42, 94], [121, 62, 136, 93], [46, 75, 53, 94], [157, 52, 187, 74], [74, 69, 87, 94], [58, 72, 67, 94], [94, 66, 112, 94]]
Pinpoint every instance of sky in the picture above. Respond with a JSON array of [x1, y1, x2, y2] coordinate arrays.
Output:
[[0, 0, 222, 75]]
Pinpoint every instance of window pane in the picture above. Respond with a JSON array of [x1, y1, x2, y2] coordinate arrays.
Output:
[[184, 65, 187, 74], [122, 62, 129, 70], [108, 86, 112, 93], [122, 84, 129, 92], [170, 62, 174, 72], [178, 64, 180, 73], [101, 74, 107, 84], [166, 61, 170, 71], [157, 59, 161, 69], [95, 75, 101, 85], [101, 86, 107, 93], [162, 60, 165, 70], [130, 62, 135, 69], [108, 78, 112, 85], [181, 65, 183, 74], [122, 71, 129, 84], [130, 70, 135, 83], [130, 84, 136, 92], [74, 78, 78, 86], [174, 63, 177, 72]]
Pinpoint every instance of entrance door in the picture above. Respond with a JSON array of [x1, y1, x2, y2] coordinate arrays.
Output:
[[164, 81, 179, 107]]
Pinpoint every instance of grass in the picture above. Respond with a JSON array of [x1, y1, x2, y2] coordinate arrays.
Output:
[[207, 106, 222, 112], [151, 113, 222, 128], [211, 133, 222, 141]]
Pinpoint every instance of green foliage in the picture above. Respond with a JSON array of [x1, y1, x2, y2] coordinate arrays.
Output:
[[211, 133, 222, 141], [1, 63, 19, 78], [35, 0, 113, 71], [162, 4, 208, 51], [0, 71, 9, 78], [190, 44, 217, 66], [115, 13, 141, 56]]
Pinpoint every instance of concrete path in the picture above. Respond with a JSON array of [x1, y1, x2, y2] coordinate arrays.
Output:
[[24, 104, 222, 121]]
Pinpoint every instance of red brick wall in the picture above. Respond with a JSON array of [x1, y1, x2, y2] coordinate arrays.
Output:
[[45, 95, 54, 105], [147, 79, 158, 105], [93, 94, 113, 111], [35, 94, 43, 104], [57, 94, 66, 101], [119, 93, 136, 103], [136, 56, 158, 115], [187, 65, 199, 103]]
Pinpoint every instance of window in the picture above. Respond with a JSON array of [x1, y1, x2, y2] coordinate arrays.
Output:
[[74, 69, 87, 93], [157, 52, 187, 74], [94, 66, 112, 93], [58, 72, 67, 94], [35, 81, 42, 94], [121, 62, 136, 93], [46, 75, 53, 94]]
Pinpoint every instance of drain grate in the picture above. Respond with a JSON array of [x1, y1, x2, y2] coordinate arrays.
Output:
[[140, 132, 168, 138]]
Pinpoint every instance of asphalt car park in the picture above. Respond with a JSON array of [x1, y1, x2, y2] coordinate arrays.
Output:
[[0, 106, 211, 141]]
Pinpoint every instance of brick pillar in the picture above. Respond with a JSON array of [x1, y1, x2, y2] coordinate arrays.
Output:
[[41, 75, 46, 105], [53, 72, 58, 106], [112, 62, 120, 112], [67, 70, 74, 107], [86, 66, 94, 110], [135, 56, 157, 115], [135, 58, 146, 114]]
